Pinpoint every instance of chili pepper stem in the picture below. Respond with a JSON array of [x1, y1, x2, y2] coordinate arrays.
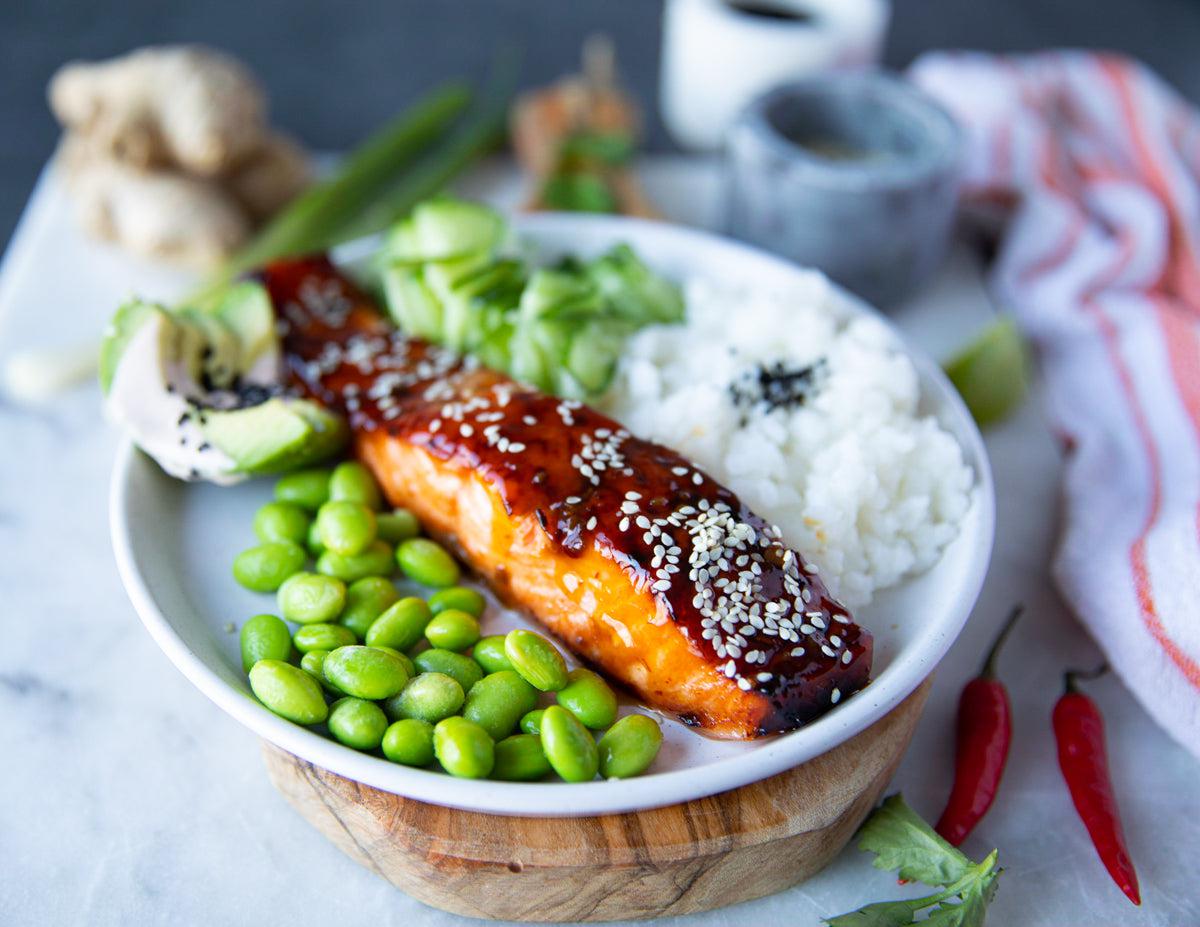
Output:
[[1063, 663, 1109, 693], [980, 605, 1022, 678]]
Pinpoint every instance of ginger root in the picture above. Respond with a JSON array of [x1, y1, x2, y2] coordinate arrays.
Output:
[[48, 45, 311, 269], [50, 45, 266, 177]]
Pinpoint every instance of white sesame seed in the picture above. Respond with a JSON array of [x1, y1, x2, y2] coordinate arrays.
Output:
[[831, 688, 841, 704]]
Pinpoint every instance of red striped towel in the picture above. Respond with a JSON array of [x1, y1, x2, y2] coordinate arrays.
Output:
[[911, 51, 1200, 756]]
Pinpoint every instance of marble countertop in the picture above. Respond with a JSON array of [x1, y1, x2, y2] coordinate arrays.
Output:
[[1, 158, 1197, 926]]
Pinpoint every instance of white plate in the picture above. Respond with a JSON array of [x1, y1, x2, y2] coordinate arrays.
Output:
[[110, 214, 994, 817]]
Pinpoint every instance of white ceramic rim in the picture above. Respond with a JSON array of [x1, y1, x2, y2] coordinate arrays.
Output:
[[110, 213, 995, 817]]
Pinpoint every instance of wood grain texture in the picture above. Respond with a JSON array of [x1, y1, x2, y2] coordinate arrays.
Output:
[[263, 679, 929, 922]]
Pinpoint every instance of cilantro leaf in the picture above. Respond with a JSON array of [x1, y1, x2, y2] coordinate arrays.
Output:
[[858, 794, 972, 886], [824, 797, 1002, 927]]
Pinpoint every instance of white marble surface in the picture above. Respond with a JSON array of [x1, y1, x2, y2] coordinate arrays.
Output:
[[1, 158, 1197, 926]]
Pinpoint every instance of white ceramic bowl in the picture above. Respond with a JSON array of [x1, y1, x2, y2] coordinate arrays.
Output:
[[110, 214, 994, 817]]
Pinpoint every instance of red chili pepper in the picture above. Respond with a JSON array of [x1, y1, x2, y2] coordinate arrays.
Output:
[[1053, 666, 1141, 906], [933, 606, 1020, 846]]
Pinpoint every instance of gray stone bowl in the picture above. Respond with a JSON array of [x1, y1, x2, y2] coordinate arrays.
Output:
[[724, 72, 963, 307]]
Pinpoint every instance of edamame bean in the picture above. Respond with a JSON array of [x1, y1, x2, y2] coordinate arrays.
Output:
[[433, 717, 495, 779], [249, 659, 328, 725], [299, 649, 340, 693], [597, 714, 663, 779], [462, 671, 537, 740], [365, 597, 431, 651], [424, 609, 480, 652], [293, 622, 356, 653], [492, 734, 552, 781], [371, 646, 415, 677], [306, 518, 325, 556], [315, 500, 376, 556], [328, 697, 388, 751], [504, 629, 568, 691], [396, 538, 460, 588], [376, 509, 420, 543], [275, 468, 331, 511], [386, 672, 464, 724], [557, 668, 618, 730], [233, 541, 306, 592], [277, 572, 346, 624], [240, 613, 291, 672], [340, 577, 400, 639], [519, 708, 545, 735], [382, 718, 435, 766], [253, 501, 312, 546], [413, 649, 484, 692], [316, 540, 394, 582], [540, 705, 599, 782], [329, 461, 382, 510], [472, 635, 514, 674], [429, 586, 486, 618], [322, 645, 409, 699]]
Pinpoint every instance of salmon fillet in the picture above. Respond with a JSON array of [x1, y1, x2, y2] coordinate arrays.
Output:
[[263, 256, 872, 738]]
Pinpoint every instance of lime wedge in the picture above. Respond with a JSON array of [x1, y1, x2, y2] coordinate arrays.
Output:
[[943, 317, 1029, 428]]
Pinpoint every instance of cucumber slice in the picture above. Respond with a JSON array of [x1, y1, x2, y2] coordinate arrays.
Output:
[[584, 244, 685, 324], [384, 198, 505, 264], [382, 265, 443, 340]]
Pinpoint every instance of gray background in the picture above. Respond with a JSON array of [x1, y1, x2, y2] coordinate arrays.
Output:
[[4, 0, 1200, 249]]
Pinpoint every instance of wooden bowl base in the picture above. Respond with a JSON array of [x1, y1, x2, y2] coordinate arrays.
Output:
[[263, 680, 929, 922]]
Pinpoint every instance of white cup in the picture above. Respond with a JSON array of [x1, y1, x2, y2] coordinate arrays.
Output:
[[659, 0, 891, 151]]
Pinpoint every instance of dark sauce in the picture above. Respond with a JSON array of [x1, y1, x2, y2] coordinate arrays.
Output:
[[261, 256, 871, 733], [727, 1, 816, 24]]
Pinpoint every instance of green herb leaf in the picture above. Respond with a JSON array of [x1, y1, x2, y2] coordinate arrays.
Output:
[[859, 795, 972, 886], [824, 797, 1002, 927]]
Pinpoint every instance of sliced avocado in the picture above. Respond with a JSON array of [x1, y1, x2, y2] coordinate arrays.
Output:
[[177, 309, 240, 390], [200, 398, 347, 476], [214, 282, 278, 379], [100, 299, 161, 394], [385, 198, 505, 264], [285, 400, 349, 468]]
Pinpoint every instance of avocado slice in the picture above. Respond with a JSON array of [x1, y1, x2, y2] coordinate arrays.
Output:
[[177, 309, 240, 390], [100, 299, 160, 394], [200, 398, 347, 476], [214, 282, 279, 381]]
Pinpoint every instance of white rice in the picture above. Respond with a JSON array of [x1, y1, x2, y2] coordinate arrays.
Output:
[[599, 274, 973, 608]]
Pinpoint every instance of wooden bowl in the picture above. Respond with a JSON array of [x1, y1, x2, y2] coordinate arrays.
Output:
[[262, 678, 930, 922]]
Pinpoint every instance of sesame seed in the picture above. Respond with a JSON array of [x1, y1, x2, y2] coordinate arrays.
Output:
[[831, 688, 841, 704]]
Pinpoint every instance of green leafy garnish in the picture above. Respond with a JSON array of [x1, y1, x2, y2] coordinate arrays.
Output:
[[825, 795, 1002, 927]]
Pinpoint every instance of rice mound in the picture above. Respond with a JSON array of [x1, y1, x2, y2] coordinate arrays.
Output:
[[599, 274, 973, 608]]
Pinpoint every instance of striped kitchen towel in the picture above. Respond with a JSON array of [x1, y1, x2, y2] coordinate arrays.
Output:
[[911, 51, 1200, 757]]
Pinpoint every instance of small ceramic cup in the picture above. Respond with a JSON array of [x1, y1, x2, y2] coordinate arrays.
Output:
[[724, 73, 963, 306]]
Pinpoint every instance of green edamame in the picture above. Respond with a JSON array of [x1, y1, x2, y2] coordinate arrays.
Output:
[[557, 668, 618, 730], [253, 501, 312, 546], [340, 576, 400, 639], [413, 649, 484, 692], [504, 629, 568, 691], [540, 705, 599, 782], [519, 708, 545, 735], [424, 609, 480, 652], [492, 734, 552, 781], [597, 714, 663, 779], [293, 622, 356, 653], [322, 645, 409, 699], [386, 672, 464, 724], [376, 509, 420, 543], [327, 697, 388, 751], [382, 718, 435, 766], [365, 597, 432, 651], [315, 500, 376, 556], [277, 572, 346, 624], [240, 613, 291, 672], [306, 518, 326, 556], [316, 540, 394, 582], [433, 716, 495, 779], [329, 461, 382, 510], [371, 646, 415, 677], [299, 649, 340, 693], [462, 670, 537, 740], [396, 537, 460, 588], [249, 659, 328, 725], [471, 635, 514, 674], [274, 468, 331, 511], [233, 541, 306, 592], [429, 586, 486, 618]]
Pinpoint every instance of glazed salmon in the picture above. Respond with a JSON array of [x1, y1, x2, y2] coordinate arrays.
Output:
[[263, 256, 872, 738]]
